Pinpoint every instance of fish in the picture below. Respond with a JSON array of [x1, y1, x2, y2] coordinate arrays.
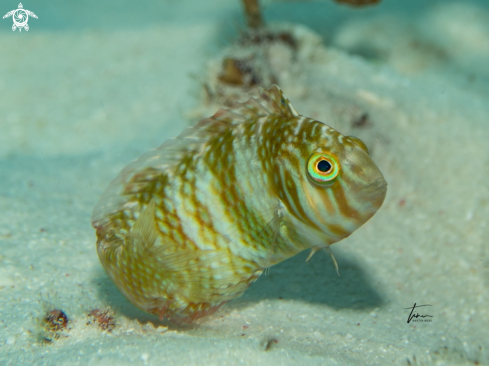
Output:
[[91, 85, 387, 323]]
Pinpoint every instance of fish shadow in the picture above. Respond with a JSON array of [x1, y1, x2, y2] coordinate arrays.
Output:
[[230, 250, 385, 310]]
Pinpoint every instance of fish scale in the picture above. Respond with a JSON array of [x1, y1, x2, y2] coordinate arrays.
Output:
[[92, 85, 387, 323]]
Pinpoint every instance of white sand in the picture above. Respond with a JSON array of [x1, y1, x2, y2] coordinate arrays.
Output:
[[1, 0, 488, 365]]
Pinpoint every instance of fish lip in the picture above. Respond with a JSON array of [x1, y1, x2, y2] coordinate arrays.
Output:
[[373, 177, 388, 190], [366, 177, 388, 200]]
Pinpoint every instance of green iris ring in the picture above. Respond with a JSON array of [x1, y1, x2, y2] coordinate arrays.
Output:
[[307, 153, 340, 184]]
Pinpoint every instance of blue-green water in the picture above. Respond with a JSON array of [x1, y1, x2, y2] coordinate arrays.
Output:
[[1, 1, 488, 365]]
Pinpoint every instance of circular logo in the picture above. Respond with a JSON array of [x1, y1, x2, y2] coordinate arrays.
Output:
[[13, 9, 28, 28]]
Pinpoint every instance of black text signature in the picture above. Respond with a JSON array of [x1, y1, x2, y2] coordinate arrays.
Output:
[[403, 303, 433, 323]]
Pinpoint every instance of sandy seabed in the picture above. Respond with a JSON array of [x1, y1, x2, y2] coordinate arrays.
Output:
[[1, 0, 489, 365]]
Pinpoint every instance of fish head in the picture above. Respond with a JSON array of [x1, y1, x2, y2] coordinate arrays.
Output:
[[278, 120, 387, 243]]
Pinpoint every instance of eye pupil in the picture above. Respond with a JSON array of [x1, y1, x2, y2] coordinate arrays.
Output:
[[307, 153, 339, 185], [317, 160, 332, 172]]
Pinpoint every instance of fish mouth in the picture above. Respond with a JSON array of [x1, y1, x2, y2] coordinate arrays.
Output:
[[370, 177, 388, 191]]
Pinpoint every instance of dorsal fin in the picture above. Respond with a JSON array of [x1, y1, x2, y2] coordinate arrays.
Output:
[[210, 84, 299, 124], [257, 84, 300, 117], [92, 85, 299, 227]]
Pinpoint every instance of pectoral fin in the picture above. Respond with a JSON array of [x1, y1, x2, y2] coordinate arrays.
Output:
[[306, 246, 340, 277], [127, 199, 159, 251]]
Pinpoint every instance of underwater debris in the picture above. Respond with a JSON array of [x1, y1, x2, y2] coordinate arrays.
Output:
[[218, 29, 297, 90], [34, 292, 72, 343], [44, 309, 68, 332], [241, 0, 264, 29], [260, 337, 279, 351], [200, 25, 301, 110], [239, 30, 297, 50], [39, 308, 69, 342], [215, 28, 296, 91], [351, 113, 371, 128], [333, 0, 381, 7], [87, 308, 116, 332], [218, 57, 261, 87]]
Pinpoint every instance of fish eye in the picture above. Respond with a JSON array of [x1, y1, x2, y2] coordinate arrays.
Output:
[[307, 153, 339, 184]]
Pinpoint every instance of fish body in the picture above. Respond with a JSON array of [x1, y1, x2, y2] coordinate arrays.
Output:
[[92, 85, 387, 323]]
